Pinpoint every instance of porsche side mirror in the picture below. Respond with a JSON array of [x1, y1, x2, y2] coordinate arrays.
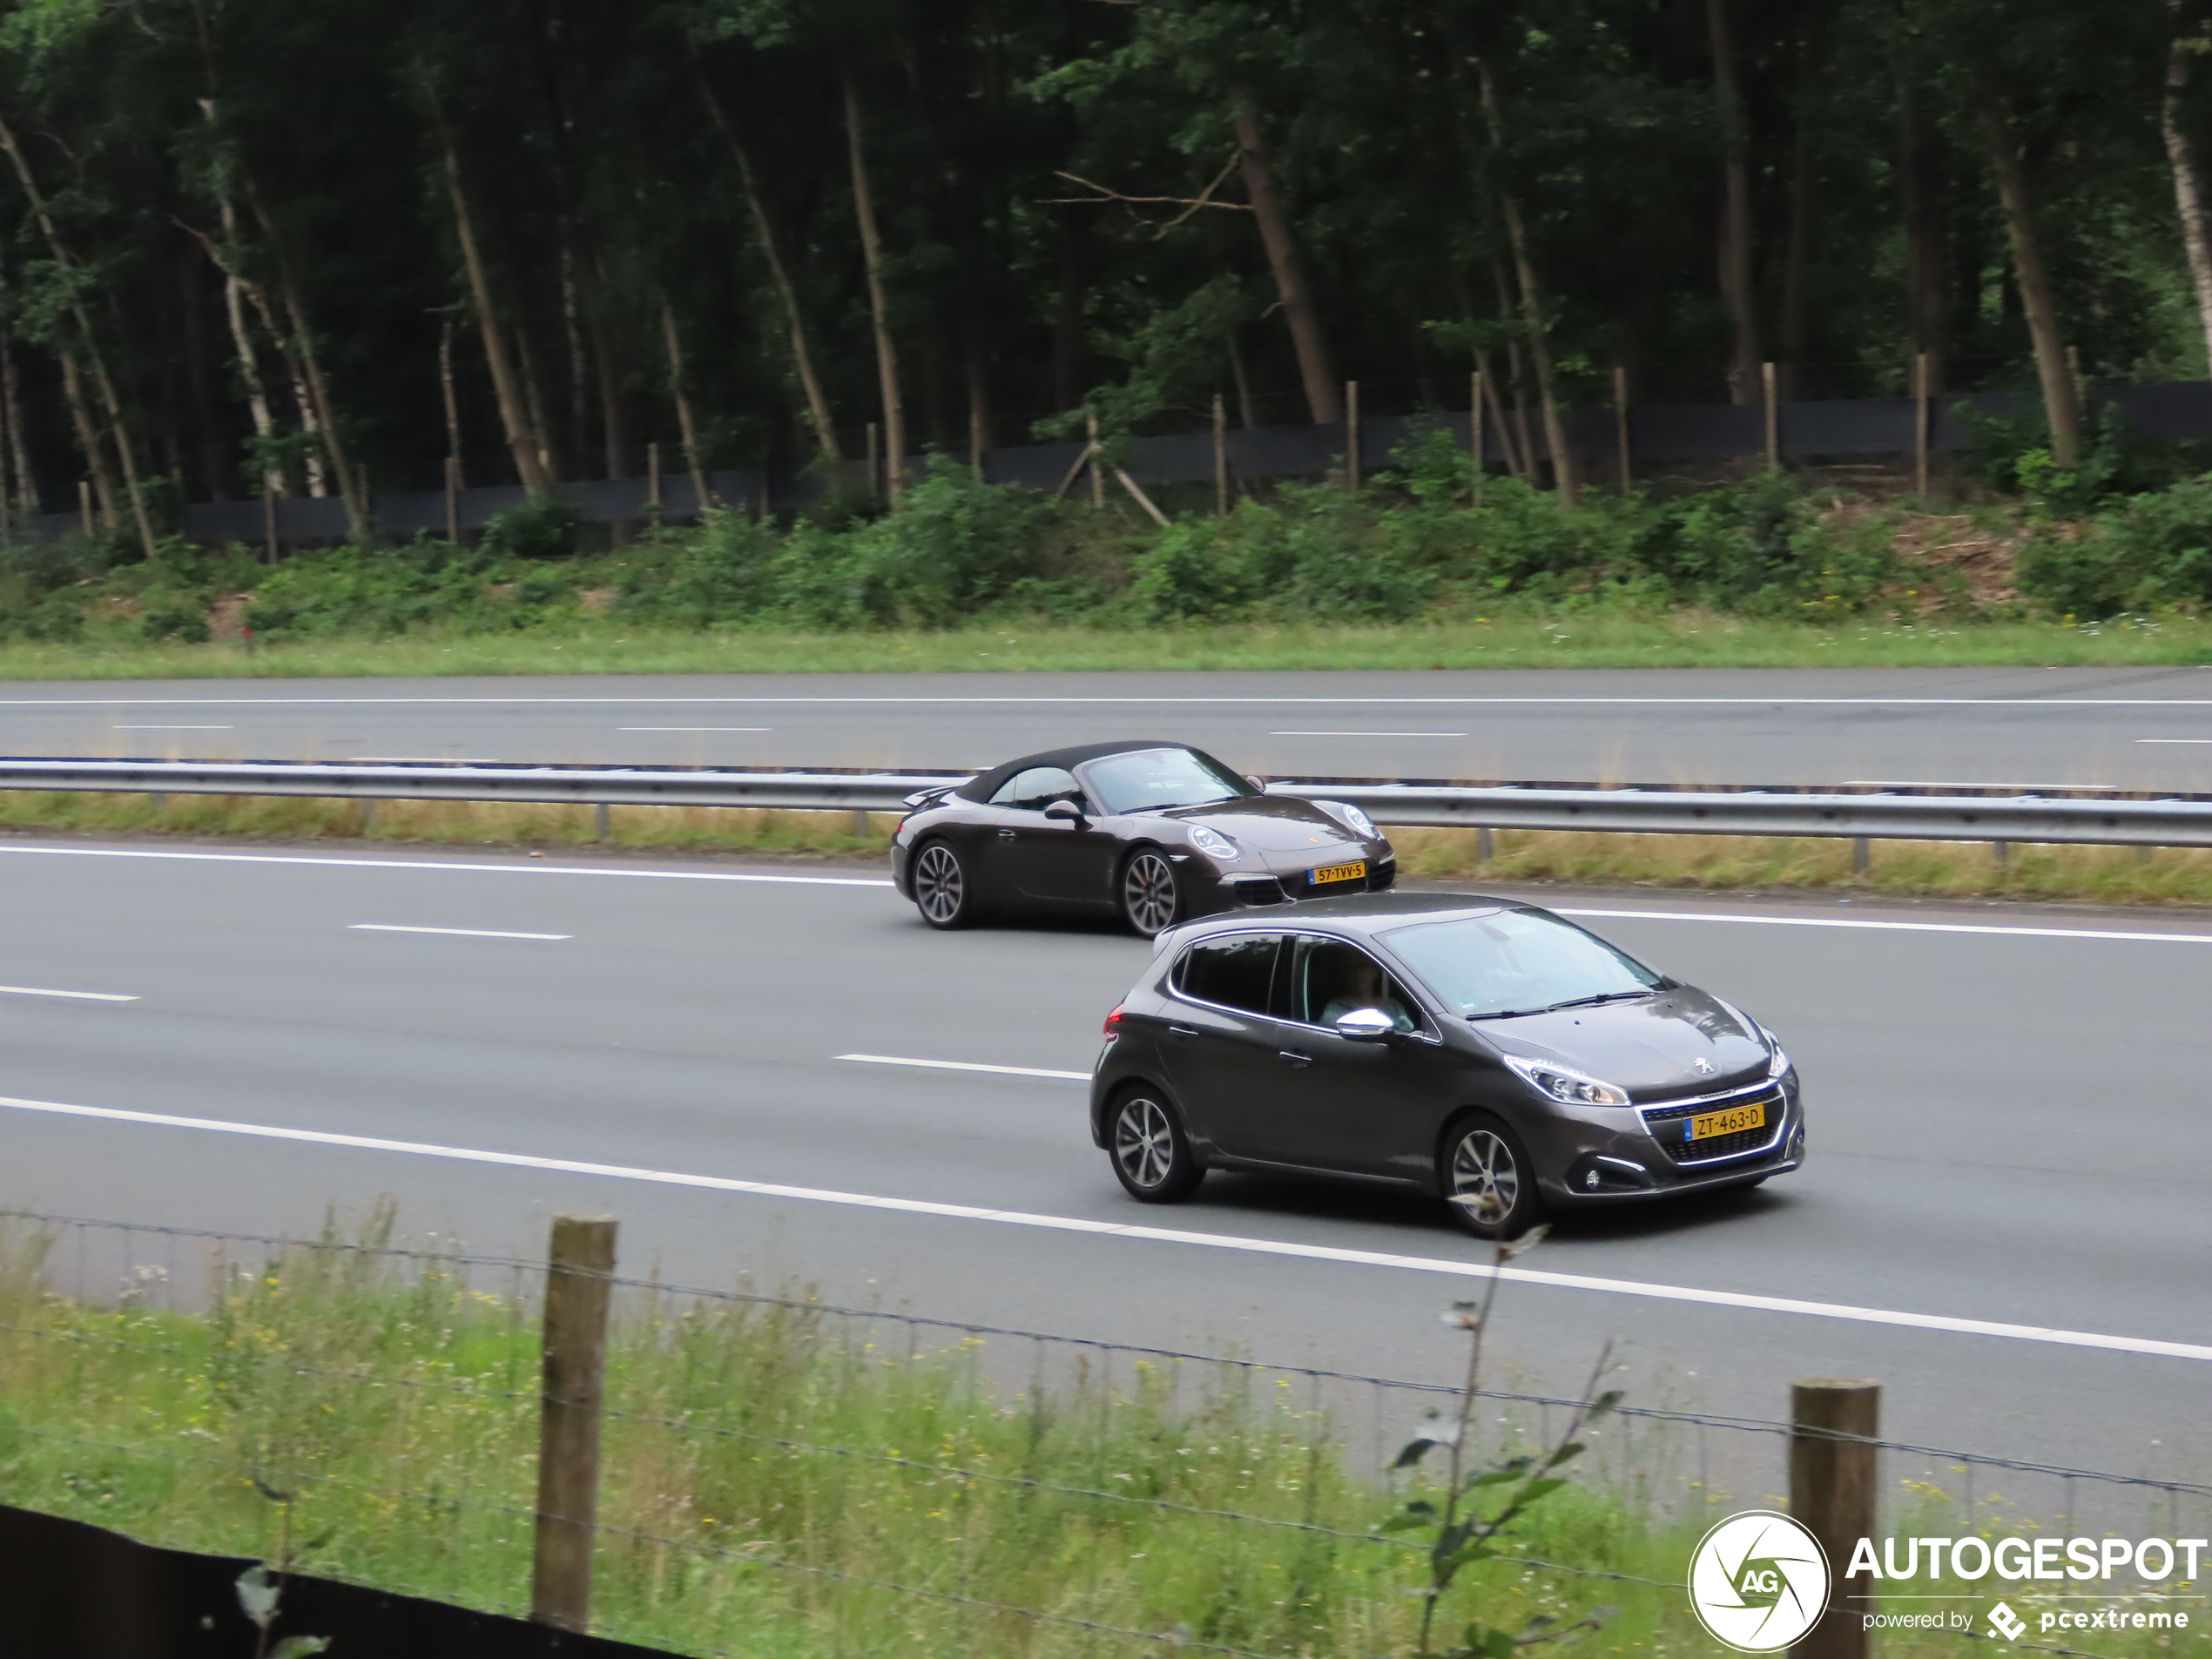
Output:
[[1333, 1008, 1398, 1043], [1246, 774, 1267, 793], [1044, 798, 1087, 826]]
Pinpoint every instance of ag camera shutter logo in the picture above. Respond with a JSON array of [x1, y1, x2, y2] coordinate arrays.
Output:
[[1688, 1510, 1832, 1652]]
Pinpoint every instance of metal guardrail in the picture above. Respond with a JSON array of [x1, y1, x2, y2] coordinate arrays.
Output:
[[0, 757, 2209, 848]]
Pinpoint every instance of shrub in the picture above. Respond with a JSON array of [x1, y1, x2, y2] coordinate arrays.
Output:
[[1642, 472, 1900, 616], [2015, 473, 2212, 618], [482, 496, 583, 560]]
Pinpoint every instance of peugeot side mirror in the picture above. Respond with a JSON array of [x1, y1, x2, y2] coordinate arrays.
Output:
[[1333, 1008, 1399, 1043], [1044, 798, 1086, 826]]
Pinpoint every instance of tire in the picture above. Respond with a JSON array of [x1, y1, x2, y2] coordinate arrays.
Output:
[[1442, 1114, 1547, 1240], [1118, 846, 1181, 938], [912, 840, 980, 930], [1107, 1089, 1204, 1203]]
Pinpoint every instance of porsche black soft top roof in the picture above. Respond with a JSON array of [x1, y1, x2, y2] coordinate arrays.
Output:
[[956, 739, 1205, 802]]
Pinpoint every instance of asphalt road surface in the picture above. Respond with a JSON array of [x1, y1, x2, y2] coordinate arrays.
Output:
[[6, 664, 2212, 786], [1, 834, 2206, 1523]]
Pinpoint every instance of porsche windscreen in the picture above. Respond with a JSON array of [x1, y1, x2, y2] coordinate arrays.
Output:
[[1081, 748, 1257, 815]]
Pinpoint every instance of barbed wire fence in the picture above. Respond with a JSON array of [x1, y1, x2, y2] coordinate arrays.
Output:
[[0, 1206, 2201, 1659]]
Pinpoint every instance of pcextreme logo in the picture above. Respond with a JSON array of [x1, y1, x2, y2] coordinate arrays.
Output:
[[1687, 1510, 1832, 1652]]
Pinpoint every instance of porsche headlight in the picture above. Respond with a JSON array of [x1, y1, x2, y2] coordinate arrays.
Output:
[[1324, 801, 1379, 840], [1189, 826, 1241, 862], [1501, 1054, 1630, 1108]]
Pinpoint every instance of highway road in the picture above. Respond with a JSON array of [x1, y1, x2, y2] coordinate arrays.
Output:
[[4, 664, 2212, 787], [1, 833, 2207, 1521]]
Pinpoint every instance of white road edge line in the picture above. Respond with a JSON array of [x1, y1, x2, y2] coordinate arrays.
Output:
[[616, 726, 772, 732], [1555, 907, 2212, 945], [3, 1090, 2205, 1363], [839, 1053, 1090, 1081], [8, 694, 2212, 707], [1270, 731, 1467, 738], [0, 985, 137, 1002], [0, 846, 893, 886], [0, 843, 2205, 942], [349, 924, 570, 941]]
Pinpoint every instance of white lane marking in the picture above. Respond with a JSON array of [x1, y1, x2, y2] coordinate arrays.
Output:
[[1557, 907, 2212, 946], [617, 725, 772, 732], [3, 1090, 2205, 1363], [347, 756, 500, 764], [3, 694, 2212, 708], [0, 843, 2200, 941], [2137, 738, 2212, 744], [0, 846, 894, 886], [112, 724, 234, 730], [1271, 730, 1467, 738], [839, 1053, 1090, 1082], [349, 924, 570, 941], [0, 985, 137, 1002]]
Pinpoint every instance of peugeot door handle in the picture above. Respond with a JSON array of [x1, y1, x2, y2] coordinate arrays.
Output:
[[1167, 1024, 1200, 1040], [997, 828, 1015, 840], [1278, 1049, 1314, 1068]]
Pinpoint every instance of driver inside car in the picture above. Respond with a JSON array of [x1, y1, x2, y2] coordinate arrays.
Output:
[[1314, 949, 1417, 1033]]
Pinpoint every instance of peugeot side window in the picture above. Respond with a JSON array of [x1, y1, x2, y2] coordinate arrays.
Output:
[[1288, 935, 1424, 1035], [1172, 934, 1282, 1015]]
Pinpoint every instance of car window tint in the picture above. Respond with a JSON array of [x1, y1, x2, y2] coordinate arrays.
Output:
[[1174, 934, 1280, 1014], [1081, 747, 1256, 815], [988, 766, 1086, 811], [1291, 936, 1420, 1032], [1381, 909, 1661, 1019]]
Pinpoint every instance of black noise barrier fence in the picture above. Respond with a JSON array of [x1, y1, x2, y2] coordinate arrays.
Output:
[[19, 377, 2212, 549], [0, 1207, 2203, 1659]]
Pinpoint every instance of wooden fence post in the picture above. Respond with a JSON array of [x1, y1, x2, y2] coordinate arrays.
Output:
[[1912, 353, 1932, 499], [1790, 1378, 1878, 1659], [79, 479, 93, 538], [1612, 365, 1632, 493], [1344, 379, 1360, 491], [1087, 413, 1105, 508], [531, 1214, 617, 1634], [647, 442, 663, 516], [1763, 361, 1780, 469], [260, 486, 277, 564], [1470, 370, 1486, 506], [1212, 394, 1229, 516], [444, 455, 462, 543]]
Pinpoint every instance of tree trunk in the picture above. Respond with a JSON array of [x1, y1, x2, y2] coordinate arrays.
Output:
[[439, 314, 464, 484], [1232, 100, 1342, 426], [1, 327, 32, 517], [516, 325, 559, 484], [1053, 206, 1088, 415], [267, 253, 367, 536], [442, 138, 553, 496], [212, 219, 281, 496], [1478, 63, 1576, 505], [1973, 83, 2081, 467], [658, 293, 714, 514], [698, 72, 842, 462], [843, 72, 907, 504], [1706, 0, 1761, 404], [1777, 23, 1820, 398], [2162, 17, 2212, 375], [1895, 51, 1949, 379], [0, 114, 152, 554]]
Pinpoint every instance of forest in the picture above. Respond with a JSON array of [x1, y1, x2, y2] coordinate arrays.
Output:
[[0, 0, 2209, 642]]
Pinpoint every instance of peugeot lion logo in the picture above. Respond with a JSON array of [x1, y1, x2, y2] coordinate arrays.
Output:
[[1694, 1057, 1716, 1076]]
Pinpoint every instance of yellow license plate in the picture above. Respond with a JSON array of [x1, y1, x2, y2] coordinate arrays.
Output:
[[1689, 1102, 1766, 1140], [1311, 860, 1366, 885]]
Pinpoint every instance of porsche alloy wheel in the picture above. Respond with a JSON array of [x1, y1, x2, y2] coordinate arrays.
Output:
[[913, 841, 974, 929], [1120, 849, 1180, 937]]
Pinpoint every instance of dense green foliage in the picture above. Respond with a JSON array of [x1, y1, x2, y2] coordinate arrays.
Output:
[[0, 0, 2205, 549], [16, 445, 2212, 647]]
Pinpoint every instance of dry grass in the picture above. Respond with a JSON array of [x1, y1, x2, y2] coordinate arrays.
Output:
[[1391, 826, 2212, 909]]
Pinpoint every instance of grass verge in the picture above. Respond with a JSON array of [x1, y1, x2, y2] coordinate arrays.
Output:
[[9, 792, 2212, 912], [3, 1217, 2194, 1658], [0, 610, 2203, 680]]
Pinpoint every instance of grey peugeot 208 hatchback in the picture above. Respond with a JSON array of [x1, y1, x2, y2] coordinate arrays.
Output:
[[1089, 892, 1803, 1238]]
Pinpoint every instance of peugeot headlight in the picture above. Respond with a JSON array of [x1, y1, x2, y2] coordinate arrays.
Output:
[[1323, 800, 1379, 840], [1760, 1026, 1791, 1079], [1189, 825, 1241, 862], [1502, 1054, 1631, 1108]]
